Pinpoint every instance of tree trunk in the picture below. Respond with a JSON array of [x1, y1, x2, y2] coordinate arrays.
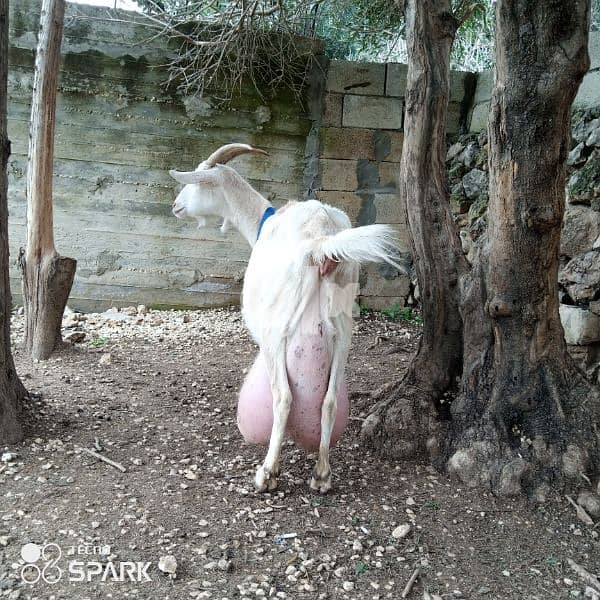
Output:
[[20, 0, 75, 361], [0, 0, 26, 444], [361, 0, 468, 460], [447, 0, 600, 497]]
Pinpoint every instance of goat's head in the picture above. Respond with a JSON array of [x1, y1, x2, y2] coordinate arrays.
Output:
[[169, 143, 268, 227]]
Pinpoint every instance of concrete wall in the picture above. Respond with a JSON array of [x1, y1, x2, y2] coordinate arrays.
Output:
[[469, 31, 600, 132], [7, 0, 311, 311]]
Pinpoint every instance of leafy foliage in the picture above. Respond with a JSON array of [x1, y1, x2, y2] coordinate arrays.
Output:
[[130, 0, 598, 101]]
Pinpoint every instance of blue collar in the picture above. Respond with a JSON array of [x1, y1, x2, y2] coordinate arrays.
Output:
[[256, 206, 276, 241]]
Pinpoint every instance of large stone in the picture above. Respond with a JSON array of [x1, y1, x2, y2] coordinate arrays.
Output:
[[560, 204, 600, 258], [315, 191, 363, 224], [590, 31, 600, 70], [567, 142, 586, 167], [462, 169, 488, 200], [385, 63, 408, 97], [572, 116, 599, 144], [319, 159, 358, 191], [567, 152, 600, 205], [574, 70, 600, 109], [374, 193, 405, 225], [322, 93, 343, 127], [387, 64, 471, 101], [378, 161, 400, 188], [359, 263, 412, 311], [559, 249, 600, 304], [586, 125, 600, 147], [473, 69, 493, 104], [321, 127, 376, 160], [446, 141, 464, 162], [469, 102, 489, 132], [446, 102, 463, 135], [342, 95, 403, 130], [327, 60, 385, 96], [560, 304, 600, 345], [459, 142, 479, 168]]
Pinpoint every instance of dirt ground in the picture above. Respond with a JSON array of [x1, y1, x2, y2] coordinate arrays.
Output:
[[1, 307, 599, 600]]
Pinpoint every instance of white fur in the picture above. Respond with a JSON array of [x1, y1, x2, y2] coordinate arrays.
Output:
[[170, 152, 401, 493]]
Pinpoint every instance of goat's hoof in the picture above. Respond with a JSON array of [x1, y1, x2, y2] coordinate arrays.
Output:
[[310, 472, 332, 494], [255, 466, 278, 492]]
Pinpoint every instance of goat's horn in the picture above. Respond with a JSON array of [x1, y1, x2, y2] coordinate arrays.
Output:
[[204, 143, 268, 167]]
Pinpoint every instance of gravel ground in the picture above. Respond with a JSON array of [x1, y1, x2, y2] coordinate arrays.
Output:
[[0, 306, 599, 600]]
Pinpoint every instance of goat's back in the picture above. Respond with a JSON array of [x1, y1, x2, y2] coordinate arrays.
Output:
[[242, 200, 357, 346]]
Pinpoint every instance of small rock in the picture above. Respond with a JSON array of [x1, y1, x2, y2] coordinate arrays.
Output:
[[65, 330, 86, 343], [0, 535, 9, 546], [342, 581, 354, 592], [560, 250, 600, 303], [577, 490, 600, 518], [99, 353, 112, 366], [137, 304, 148, 315], [459, 142, 479, 168], [561, 204, 600, 258], [568, 142, 587, 167], [1, 452, 17, 462], [217, 558, 232, 572], [586, 126, 600, 147], [446, 142, 464, 162], [158, 554, 178, 575], [567, 152, 600, 205], [560, 305, 600, 345], [391, 524, 411, 539], [462, 169, 488, 200]]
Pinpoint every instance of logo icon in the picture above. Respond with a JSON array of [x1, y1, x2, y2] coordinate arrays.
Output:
[[21, 543, 63, 584]]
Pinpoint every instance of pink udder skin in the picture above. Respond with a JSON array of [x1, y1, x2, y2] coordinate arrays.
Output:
[[237, 337, 349, 452]]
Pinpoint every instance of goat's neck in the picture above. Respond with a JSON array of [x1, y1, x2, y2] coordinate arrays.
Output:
[[221, 169, 272, 247]]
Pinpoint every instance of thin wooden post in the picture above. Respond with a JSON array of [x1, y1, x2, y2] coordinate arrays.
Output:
[[21, 0, 76, 360]]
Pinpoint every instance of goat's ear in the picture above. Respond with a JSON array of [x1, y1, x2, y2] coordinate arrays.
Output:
[[169, 169, 219, 185]]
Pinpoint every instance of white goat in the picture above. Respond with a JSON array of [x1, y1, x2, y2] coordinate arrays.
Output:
[[170, 143, 400, 493]]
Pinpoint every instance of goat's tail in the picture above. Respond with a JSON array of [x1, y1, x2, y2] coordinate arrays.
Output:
[[311, 224, 405, 273]]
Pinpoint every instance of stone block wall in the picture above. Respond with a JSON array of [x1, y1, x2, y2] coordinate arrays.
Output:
[[309, 60, 475, 309]]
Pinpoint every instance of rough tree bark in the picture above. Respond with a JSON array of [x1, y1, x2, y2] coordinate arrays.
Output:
[[20, 0, 76, 361], [447, 0, 600, 497], [0, 0, 26, 444], [361, 0, 469, 459]]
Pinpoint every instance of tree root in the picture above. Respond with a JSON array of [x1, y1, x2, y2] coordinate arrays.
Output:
[[360, 379, 449, 462]]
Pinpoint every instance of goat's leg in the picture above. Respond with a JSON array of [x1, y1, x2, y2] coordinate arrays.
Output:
[[255, 345, 291, 492], [310, 326, 350, 494]]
